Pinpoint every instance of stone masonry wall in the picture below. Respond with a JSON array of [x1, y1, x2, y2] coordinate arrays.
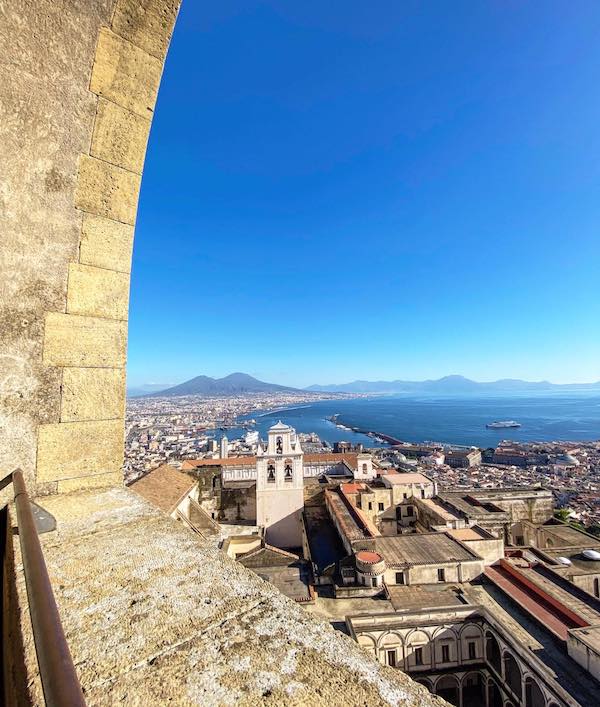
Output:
[[0, 1, 180, 494]]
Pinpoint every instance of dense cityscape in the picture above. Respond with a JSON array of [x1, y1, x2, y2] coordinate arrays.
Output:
[[126, 392, 600, 530]]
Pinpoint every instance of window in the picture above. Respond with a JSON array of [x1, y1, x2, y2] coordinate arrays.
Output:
[[420, 489, 425, 498], [276, 436, 283, 454], [387, 650, 397, 668], [378, 502, 384, 511], [284, 463, 293, 482], [395, 571, 405, 585], [595, 577, 600, 598], [372, 577, 377, 587], [403, 493, 408, 500], [368, 502, 373, 510], [468, 641, 476, 660], [441, 645, 450, 663], [362, 463, 368, 474], [267, 464, 275, 483], [415, 647, 423, 665], [437, 568, 445, 582], [406, 506, 414, 517]]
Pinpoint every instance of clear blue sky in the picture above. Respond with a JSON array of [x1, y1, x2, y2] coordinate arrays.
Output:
[[128, 1, 600, 388]]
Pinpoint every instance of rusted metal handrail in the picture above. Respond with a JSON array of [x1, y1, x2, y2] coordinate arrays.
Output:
[[11, 469, 86, 707]]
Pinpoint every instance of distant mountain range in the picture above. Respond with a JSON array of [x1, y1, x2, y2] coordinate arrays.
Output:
[[135, 372, 302, 397], [129, 372, 600, 398], [305, 374, 600, 394]]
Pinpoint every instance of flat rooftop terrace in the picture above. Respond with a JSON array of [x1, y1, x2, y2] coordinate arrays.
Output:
[[386, 584, 467, 612], [14, 487, 436, 706], [373, 533, 479, 567]]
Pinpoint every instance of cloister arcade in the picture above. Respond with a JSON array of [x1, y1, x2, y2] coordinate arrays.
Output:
[[354, 619, 569, 707]]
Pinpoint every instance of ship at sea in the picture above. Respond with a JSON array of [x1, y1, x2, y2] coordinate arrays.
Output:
[[486, 420, 521, 429]]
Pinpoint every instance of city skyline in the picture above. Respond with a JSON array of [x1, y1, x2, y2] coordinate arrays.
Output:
[[129, 1, 600, 388]]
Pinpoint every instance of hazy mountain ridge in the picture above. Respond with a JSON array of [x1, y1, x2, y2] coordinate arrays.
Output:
[[136, 372, 302, 397], [305, 374, 600, 394]]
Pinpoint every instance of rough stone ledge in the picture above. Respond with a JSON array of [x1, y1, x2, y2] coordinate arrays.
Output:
[[13, 487, 443, 706]]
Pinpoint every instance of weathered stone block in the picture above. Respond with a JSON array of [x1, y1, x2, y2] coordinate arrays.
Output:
[[67, 263, 130, 320], [57, 471, 122, 493], [61, 367, 126, 422], [90, 28, 162, 117], [37, 419, 124, 482], [91, 98, 151, 174], [79, 213, 134, 273], [43, 312, 127, 367], [112, 0, 181, 61], [75, 154, 141, 225]]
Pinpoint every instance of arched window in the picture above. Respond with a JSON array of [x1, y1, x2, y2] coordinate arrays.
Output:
[[435, 675, 459, 706], [284, 461, 293, 482], [485, 631, 502, 675], [525, 676, 546, 707], [503, 652, 522, 700], [462, 672, 485, 707], [276, 436, 283, 454], [487, 679, 502, 707], [362, 463, 368, 473], [267, 464, 275, 483]]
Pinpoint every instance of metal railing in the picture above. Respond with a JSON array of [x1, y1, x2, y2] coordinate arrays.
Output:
[[1, 469, 85, 707]]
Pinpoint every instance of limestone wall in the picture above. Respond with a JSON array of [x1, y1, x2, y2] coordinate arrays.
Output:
[[1, 1, 180, 494]]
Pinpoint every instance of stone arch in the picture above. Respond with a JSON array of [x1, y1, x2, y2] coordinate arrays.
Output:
[[462, 671, 485, 707], [487, 677, 503, 707], [434, 675, 460, 706], [357, 634, 377, 655], [378, 632, 403, 667], [524, 676, 546, 707], [503, 651, 522, 700], [3, 1, 182, 495], [432, 625, 458, 665], [415, 677, 433, 691], [405, 629, 431, 669], [460, 622, 483, 661], [485, 630, 502, 675], [378, 631, 404, 649]]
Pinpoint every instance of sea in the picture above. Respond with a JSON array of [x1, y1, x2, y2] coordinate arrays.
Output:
[[220, 393, 600, 448]]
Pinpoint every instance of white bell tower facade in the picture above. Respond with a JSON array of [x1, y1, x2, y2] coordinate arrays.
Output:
[[256, 421, 304, 548]]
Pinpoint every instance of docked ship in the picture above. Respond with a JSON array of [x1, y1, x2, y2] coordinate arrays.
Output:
[[486, 420, 521, 429]]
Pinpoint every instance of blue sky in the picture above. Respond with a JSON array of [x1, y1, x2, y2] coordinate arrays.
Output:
[[128, 1, 600, 388]]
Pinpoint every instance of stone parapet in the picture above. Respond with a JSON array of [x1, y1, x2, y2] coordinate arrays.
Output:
[[14, 487, 442, 706]]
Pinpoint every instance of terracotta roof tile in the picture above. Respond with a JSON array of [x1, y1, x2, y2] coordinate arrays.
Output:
[[130, 464, 195, 514]]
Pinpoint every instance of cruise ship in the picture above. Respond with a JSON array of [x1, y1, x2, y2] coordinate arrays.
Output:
[[486, 420, 521, 429]]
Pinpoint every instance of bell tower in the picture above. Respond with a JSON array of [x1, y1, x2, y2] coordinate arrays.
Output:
[[256, 421, 304, 548]]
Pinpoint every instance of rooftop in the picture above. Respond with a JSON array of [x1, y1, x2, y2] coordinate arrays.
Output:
[[418, 497, 463, 523], [129, 463, 195, 513], [386, 584, 466, 612], [447, 527, 489, 541], [381, 473, 433, 486], [373, 533, 479, 567]]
